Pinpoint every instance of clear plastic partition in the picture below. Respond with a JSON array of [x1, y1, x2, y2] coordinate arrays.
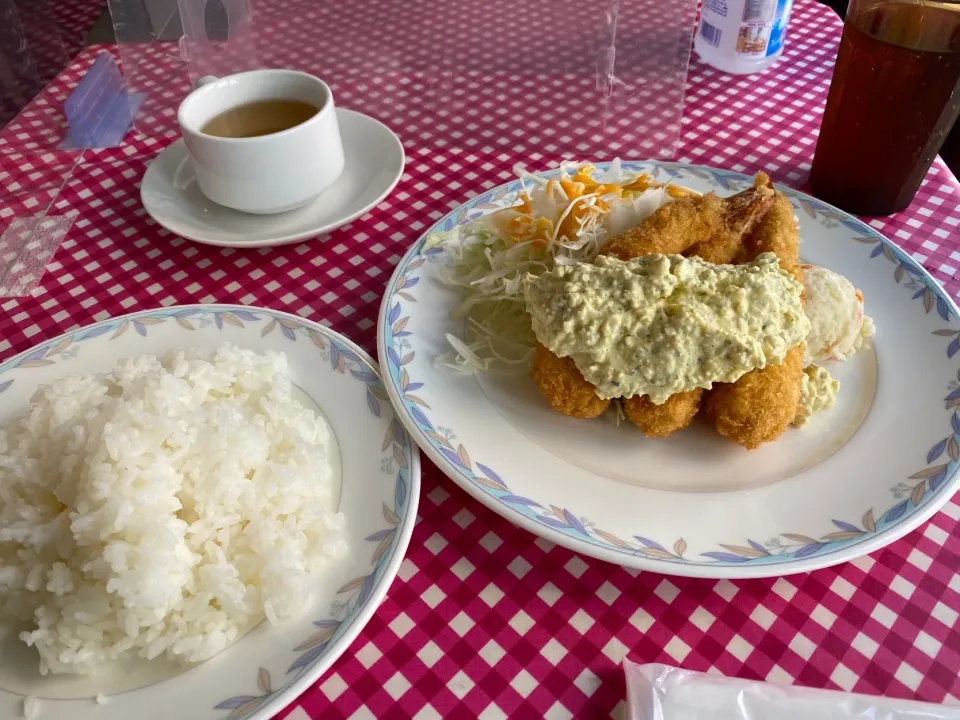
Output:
[[0, 0, 82, 295], [0, 0, 698, 294], [109, 0, 699, 155], [0, 0, 70, 127]]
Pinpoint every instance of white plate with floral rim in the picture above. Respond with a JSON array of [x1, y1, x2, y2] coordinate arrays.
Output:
[[0, 305, 419, 720], [377, 160, 960, 579]]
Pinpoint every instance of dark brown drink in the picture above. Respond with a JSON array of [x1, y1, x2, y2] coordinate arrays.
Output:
[[809, 2, 960, 216]]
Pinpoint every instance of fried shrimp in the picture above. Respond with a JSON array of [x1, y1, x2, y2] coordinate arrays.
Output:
[[622, 389, 704, 438], [685, 176, 775, 264], [737, 181, 800, 272], [531, 343, 610, 419], [530, 192, 711, 422], [705, 180, 806, 449], [610, 179, 775, 435], [705, 344, 805, 449], [602, 193, 721, 260], [529, 172, 803, 448]]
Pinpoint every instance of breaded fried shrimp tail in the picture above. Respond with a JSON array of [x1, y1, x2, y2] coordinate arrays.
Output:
[[622, 389, 703, 438], [685, 179, 775, 264], [531, 343, 610, 419], [737, 187, 800, 271], [706, 178, 805, 449]]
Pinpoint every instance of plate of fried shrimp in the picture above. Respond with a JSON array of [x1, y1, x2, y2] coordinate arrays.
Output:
[[378, 160, 960, 578]]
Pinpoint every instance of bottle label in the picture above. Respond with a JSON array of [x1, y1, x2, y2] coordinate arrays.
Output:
[[697, 0, 793, 58], [765, 0, 794, 56]]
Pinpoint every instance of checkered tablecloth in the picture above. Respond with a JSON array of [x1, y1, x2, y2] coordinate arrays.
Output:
[[2, 1, 960, 717]]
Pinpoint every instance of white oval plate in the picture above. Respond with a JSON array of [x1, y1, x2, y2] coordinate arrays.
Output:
[[377, 160, 960, 579], [141, 109, 405, 248], [0, 305, 419, 719]]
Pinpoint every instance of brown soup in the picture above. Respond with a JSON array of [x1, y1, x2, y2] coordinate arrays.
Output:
[[200, 100, 319, 138]]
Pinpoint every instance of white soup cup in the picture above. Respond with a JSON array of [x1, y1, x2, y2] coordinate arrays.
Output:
[[177, 69, 345, 214]]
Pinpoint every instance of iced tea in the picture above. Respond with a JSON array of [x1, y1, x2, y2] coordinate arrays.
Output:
[[809, 1, 960, 216]]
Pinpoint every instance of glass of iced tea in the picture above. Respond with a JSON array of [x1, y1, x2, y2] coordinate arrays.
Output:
[[809, 0, 960, 216]]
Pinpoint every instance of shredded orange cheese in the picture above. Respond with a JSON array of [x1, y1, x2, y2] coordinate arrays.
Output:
[[498, 167, 686, 247]]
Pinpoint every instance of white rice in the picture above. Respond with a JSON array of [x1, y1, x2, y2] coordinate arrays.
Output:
[[0, 344, 346, 675]]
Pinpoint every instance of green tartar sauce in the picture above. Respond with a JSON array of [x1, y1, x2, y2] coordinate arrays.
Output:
[[794, 365, 839, 426], [522, 252, 810, 404]]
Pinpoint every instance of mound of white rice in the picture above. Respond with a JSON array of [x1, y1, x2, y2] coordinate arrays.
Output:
[[0, 344, 347, 675]]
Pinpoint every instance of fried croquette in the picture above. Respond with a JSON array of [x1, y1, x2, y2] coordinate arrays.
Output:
[[705, 344, 805, 450], [531, 343, 610, 419], [622, 389, 704, 438]]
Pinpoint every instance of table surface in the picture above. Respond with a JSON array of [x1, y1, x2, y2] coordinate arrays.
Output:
[[2, 0, 960, 717]]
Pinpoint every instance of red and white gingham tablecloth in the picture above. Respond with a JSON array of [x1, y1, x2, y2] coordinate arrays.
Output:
[[1, 1, 960, 717]]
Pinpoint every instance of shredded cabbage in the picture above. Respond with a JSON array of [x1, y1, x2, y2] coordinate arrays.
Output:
[[430, 160, 679, 373]]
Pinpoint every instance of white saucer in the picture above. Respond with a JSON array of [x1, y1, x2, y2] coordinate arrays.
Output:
[[141, 109, 405, 248]]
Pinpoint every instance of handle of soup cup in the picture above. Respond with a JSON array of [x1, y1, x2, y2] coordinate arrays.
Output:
[[195, 75, 218, 89]]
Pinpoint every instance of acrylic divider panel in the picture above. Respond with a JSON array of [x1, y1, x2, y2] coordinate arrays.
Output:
[[103, 0, 699, 157]]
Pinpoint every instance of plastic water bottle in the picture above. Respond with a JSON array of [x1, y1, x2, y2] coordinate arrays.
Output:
[[694, 0, 795, 75]]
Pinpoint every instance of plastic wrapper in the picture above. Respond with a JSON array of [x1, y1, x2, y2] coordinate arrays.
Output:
[[624, 661, 960, 720]]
